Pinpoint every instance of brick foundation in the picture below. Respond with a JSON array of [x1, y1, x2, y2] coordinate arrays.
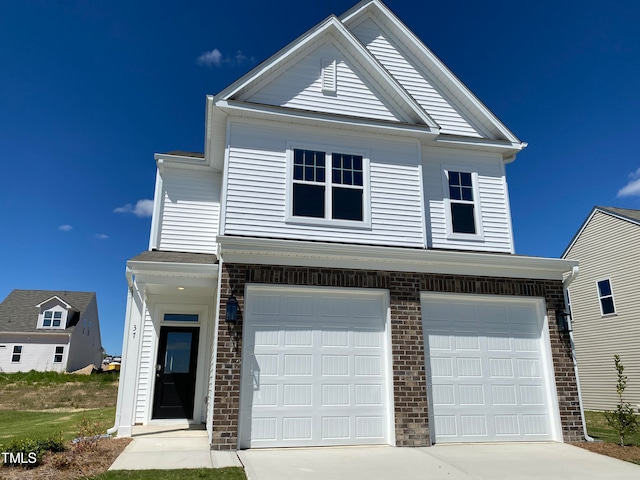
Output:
[[210, 264, 583, 450]]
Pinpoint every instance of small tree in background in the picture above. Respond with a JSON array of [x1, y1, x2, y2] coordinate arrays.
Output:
[[604, 355, 639, 446]]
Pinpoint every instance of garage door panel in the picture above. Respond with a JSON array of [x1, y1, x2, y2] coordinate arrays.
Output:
[[241, 287, 389, 448], [422, 295, 555, 443]]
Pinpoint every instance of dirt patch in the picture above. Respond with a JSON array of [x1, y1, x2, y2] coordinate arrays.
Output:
[[1, 437, 132, 480], [572, 441, 640, 465]]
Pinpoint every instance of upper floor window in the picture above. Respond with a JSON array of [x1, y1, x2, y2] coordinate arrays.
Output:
[[40, 309, 66, 329], [43, 311, 62, 327], [597, 279, 616, 315], [289, 147, 369, 226], [444, 168, 483, 240]]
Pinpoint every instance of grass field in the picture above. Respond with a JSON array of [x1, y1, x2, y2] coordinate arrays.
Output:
[[0, 407, 116, 442], [584, 410, 640, 446], [0, 371, 119, 411]]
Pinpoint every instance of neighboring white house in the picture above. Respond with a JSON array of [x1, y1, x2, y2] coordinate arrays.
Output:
[[0, 290, 103, 373], [562, 206, 640, 411], [114, 0, 584, 449]]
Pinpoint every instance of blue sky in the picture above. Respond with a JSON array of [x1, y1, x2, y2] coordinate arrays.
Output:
[[1, 0, 639, 355]]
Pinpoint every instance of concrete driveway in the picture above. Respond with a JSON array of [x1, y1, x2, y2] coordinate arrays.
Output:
[[238, 443, 639, 480]]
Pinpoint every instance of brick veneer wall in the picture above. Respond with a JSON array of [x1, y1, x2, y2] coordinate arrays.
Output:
[[210, 264, 583, 450]]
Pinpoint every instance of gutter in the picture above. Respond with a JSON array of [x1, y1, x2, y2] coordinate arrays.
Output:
[[563, 265, 594, 442]]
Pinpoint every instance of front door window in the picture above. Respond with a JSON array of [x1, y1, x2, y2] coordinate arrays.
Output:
[[152, 326, 199, 419]]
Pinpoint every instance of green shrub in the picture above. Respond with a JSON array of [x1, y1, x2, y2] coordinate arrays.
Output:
[[604, 355, 639, 447], [0, 433, 65, 467]]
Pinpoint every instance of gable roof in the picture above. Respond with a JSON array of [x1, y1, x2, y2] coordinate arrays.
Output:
[[340, 0, 522, 144], [562, 206, 640, 258], [216, 15, 439, 131], [214, 0, 524, 155], [0, 290, 96, 334]]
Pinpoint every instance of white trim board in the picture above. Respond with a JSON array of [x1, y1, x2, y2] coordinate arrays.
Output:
[[218, 235, 577, 281]]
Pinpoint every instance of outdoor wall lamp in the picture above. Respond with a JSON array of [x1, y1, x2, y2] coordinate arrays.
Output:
[[556, 310, 572, 333], [225, 292, 239, 324]]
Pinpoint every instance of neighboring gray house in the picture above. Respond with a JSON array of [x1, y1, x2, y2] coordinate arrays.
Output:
[[114, 0, 584, 448], [562, 206, 640, 411], [0, 290, 103, 373]]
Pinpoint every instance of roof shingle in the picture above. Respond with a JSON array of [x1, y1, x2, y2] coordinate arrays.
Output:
[[0, 290, 95, 333]]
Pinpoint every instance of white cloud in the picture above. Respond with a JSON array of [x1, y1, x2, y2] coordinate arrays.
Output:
[[197, 48, 254, 68], [197, 48, 223, 67], [95, 233, 109, 240], [59, 224, 73, 232], [617, 168, 640, 197], [114, 199, 154, 217]]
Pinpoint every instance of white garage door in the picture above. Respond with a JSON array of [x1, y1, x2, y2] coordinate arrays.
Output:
[[421, 294, 559, 443], [239, 286, 391, 449]]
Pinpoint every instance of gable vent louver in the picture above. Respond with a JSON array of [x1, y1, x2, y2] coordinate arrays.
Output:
[[321, 58, 337, 94]]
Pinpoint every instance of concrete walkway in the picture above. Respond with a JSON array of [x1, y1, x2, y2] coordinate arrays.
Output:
[[108, 424, 242, 470], [109, 431, 640, 479], [238, 443, 640, 480]]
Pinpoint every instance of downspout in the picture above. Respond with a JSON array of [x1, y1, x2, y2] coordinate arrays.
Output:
[[563, 265, 594, 442], [106, 267, 135, 436]]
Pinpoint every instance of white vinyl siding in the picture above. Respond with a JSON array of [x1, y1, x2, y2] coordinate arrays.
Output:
[[423, 147, 512, 252], [223, 120, 425, 247], [66, 295, 103, 373], [564, 211, 640, 410], [351, 17, 483, 138], [157, 167, 220, 254], [135, 307, 155, 423], [0, 338, 69, 373], [245, 42, 402, 122]]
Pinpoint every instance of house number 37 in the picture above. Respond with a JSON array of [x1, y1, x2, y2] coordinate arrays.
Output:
[[132, 324, 137, 338]]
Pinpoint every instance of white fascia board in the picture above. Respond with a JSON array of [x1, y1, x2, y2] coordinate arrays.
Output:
[[216, 100, 438, 140], [35, 295, 74, 310], [218, 235, 578, 281], [429, 134, 526, 157], [340, 0, 522, 144], [154, 153, 208, 171], [215, 16, 438, 130], [127, 260, 218, 284]]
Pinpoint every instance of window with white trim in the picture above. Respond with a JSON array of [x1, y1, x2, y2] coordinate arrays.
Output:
[[39, 307, 66, 329], [43, 310, 63, 327], [12, 346, 22, 363], [444, 168, 483, 239], [54, 346, 64, 363], [597, 279, 616, 315], [290, 148, 368, 224]]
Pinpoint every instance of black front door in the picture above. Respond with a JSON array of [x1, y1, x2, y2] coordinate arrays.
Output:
[[152, 326, 199, 419]]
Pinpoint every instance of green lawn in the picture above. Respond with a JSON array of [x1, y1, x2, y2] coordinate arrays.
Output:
[[86, 468, 246, 480], [0, 370, 119, 385], [585, 410, 640, 446], [0, 407, 116, 443]]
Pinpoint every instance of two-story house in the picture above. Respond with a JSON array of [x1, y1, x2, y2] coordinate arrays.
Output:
[[562, 206, 640, 411], [0, 289, 103, 373], [114, 0, 584, 449]]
